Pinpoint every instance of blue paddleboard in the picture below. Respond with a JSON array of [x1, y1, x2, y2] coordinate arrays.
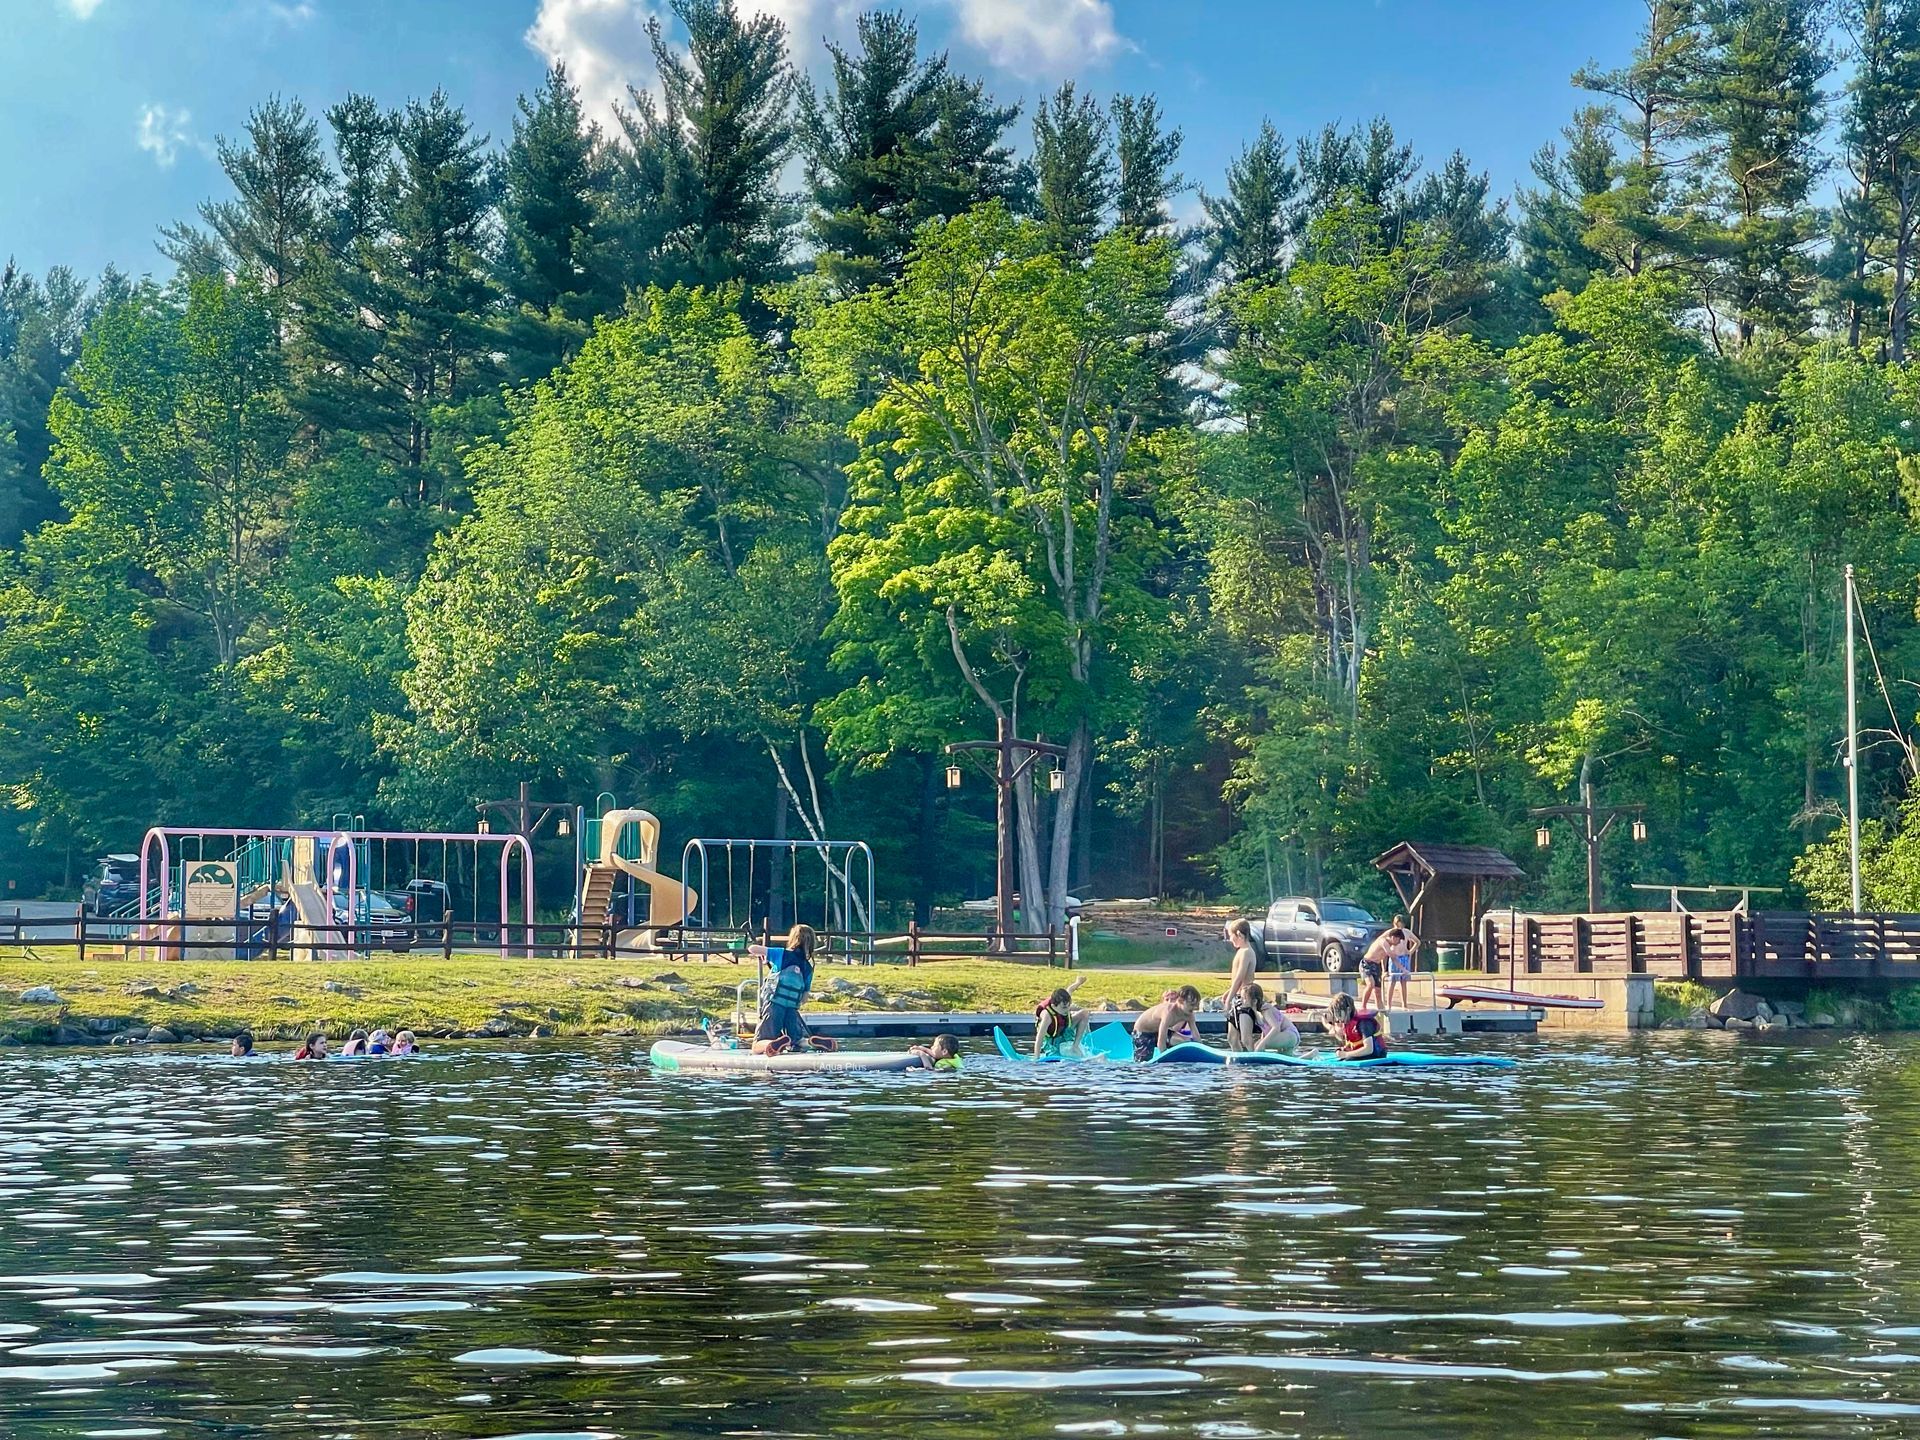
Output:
[[1148, 1041, 1516, 1069], [993, 1020, 1133, 1063]]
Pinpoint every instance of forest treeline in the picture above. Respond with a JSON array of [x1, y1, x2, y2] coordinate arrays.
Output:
[[4, 0, 1920, 920]]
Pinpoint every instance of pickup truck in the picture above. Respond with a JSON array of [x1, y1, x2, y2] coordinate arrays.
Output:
[[1257, 896, 1388, 972]]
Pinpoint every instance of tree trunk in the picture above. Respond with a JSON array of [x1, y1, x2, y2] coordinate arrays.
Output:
[[1044, 720, 1092, 931]]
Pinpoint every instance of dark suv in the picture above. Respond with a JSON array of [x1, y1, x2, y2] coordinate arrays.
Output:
[[81, 854, 142, 916], [1258, 896, 1387, 972]]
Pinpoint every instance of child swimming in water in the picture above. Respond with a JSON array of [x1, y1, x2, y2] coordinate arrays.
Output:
[[1132, 984, 1201, 1062], [230, 1031, 254, 1058], [1322, 993, 1387, 1061], [340, 1028, 368, 1057], [293, 1032, 328, 1060], [911, 1034, 961, 1070], [391, 1030, 417, 1056], [1032, 976, 1092, 1059], [367, 1029, 390, 1055]]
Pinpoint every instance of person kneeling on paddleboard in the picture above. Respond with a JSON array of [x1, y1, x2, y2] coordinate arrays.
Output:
[[1033, 977, 1093, 1059], [1322, 993, 1387, 1061], [1243, 983, 1301, 1054], [1132, 985, 1201, 1062], [750, 924, 836, 1055]]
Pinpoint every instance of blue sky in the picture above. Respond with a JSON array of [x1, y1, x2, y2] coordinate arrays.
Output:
[[2, 0, 1647, 281]]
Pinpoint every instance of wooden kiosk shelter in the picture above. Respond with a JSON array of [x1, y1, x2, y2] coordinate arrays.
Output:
[[1373, 841, 1525, 961]]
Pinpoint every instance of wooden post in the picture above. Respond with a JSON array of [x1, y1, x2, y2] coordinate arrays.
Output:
[[907, 920, 919, 967], [76, 902, 86, 965], [442, 907, 454, 962], [1048, 925, 1057, 968]]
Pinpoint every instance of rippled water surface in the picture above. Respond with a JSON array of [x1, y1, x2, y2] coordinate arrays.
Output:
[[5, 1033, 1920, 1437]]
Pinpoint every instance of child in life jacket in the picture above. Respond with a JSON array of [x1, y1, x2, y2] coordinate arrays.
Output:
[[911, 1034, 962, 1070], [1032, 976, 1092, 1059], [1322, 992, 1387, 1061]]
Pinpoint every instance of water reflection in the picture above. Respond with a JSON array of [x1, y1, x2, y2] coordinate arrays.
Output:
[[0, 1035, 1918, 1434]]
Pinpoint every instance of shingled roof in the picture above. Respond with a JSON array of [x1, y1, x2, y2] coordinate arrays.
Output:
[[1373, 841, 1526, 880]]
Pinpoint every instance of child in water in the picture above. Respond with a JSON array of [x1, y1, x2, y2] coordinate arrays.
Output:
[[1032, 976, 1092, 1059], [293, 1032, 328, 1060], [1322, 992, 1387, 1061], [391, 1030, 418, 1056], [230, 1031, 254, 1058], [911, 1034, 962, 1070], [1132, 984, 1201, 1062], [340, 1028, 368, 1057]]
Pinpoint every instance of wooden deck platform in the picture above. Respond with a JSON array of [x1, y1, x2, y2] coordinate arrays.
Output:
[[1480, 908, 1920, 982]]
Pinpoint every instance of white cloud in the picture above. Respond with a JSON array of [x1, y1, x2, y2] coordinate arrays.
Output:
[[64, 0, 107, 18], [135, 104, 196, 168], [941, 0, 1129, 78], [525, 0, 667, 124], [257, 1, 317, 22]]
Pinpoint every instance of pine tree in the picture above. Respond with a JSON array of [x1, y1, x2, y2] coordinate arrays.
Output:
[[1693, 0, 1831, 347], [1574, 0, 1707, 277], [621, 0, 796, 291], [799, 9, 948, 293], [325, 94, 392, 256], [1832, 0, 1920, 357], [497, 64, 610, 376], [914, 75, 1024, 224], [1295, 118, 1418, 234], [1110, 93, 1183, 239], [1200, 120, 1296, 285], [0, 263, 102, 543], [1518, 108, 1621, 297], [202, 95, 329, 300], [1032, 82, 1112, 258]]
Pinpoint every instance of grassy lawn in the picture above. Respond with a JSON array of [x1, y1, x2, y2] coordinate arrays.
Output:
[[0, 953, 1215, 1044]]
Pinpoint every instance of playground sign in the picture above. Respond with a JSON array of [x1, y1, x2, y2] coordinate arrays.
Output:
[[183, 861, 237, 917]]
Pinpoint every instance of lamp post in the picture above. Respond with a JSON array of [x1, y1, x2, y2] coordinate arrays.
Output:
[[945, 717, 1068, 951], [475, 780, 574, 841], [1530, 762, 1647, 913]]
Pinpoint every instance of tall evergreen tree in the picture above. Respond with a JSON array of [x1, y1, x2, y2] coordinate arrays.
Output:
[[1831, 0, 1920, 357], [1518, 108, 1621, 297], [1574, 0, 1707, 277], [1200, 120, 1297, 285], [1110, 93, 1184, 239], [0, 263, 107, 544], [1032, 82, 1112, 258], [325, 94, 393, 256], [914, 75, 1024, 223], [1693, 0, 1831, 347], [799, 9, 948, 293], [497, 64, 611, 377], [202, 95, 329, 300], [1296, 118, 1418, 229], [621, 0, 796, 290]]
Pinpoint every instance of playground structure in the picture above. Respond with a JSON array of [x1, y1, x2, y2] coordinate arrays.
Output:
[[130, 822, 534, 960], [573, 795, 875, 963]]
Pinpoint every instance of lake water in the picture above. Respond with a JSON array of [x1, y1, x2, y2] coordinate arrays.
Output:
[[3, 1033, 1920, 1437]]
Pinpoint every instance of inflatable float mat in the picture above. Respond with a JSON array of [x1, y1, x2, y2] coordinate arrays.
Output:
[[1437, 985, 1605, 1011], [992, 1020, 1134, 1063], [1148, 1041, 1517, 1069], [649, 1040, 925, 1074]]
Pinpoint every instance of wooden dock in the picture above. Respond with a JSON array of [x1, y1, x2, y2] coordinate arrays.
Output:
[[1480, 908, 1920, 982]]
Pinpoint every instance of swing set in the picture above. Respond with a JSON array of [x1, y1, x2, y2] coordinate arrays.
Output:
[[679, 837, 875, 965]]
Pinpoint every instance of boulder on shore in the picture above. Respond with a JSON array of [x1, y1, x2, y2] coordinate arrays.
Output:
[[18, 986, 60, 1005], [1809, 1011, 1838, 1028], [1722, 1015, 1756, 1032], [1710, 990, 1766, 1022]]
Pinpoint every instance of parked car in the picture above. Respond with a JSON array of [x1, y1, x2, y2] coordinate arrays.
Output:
[[1258, 896, 1388, 972], [81, 854, 142, 916], [398, 878, 452, 920], [335, 890, 413, 952]]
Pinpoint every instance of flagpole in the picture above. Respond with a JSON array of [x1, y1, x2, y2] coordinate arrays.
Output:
[[1847, 563, 1862, 915]]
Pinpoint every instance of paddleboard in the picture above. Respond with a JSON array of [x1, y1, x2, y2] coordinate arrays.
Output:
[[992, 1021, 1134, 1063], [649, 1040, 925, 1074], [1148, 1041, 1516, 1069], [1437, 985, 1604, 1011]]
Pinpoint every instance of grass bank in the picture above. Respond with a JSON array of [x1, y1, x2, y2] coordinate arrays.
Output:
[[0, 954, 1216, 1046]]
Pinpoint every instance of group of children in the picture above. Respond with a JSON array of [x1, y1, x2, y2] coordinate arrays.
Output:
[[289, 1027, 418, 1060], [736, 912, 1390, 1068]]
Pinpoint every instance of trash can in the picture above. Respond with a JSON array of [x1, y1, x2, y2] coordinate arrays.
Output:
[[1435, 943, 1465, 972]]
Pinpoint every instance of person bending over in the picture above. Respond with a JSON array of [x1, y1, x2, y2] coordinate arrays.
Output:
[[1132, 985, 1201, 1062], [1322, 993, 1387, 1061], [1033, 977, 1092, 1059]]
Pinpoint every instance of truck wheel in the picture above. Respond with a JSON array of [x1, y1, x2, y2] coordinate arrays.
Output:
[[1321, 941, 1349, 973]]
